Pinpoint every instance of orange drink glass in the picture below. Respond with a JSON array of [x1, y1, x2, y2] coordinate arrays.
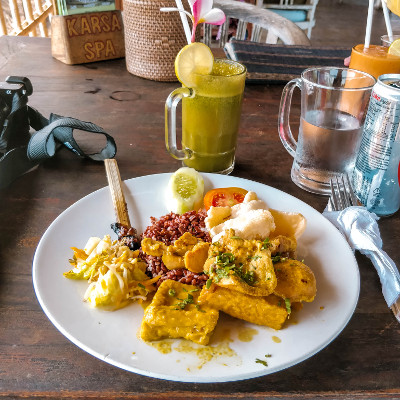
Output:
[[349, 44, 400, 79]]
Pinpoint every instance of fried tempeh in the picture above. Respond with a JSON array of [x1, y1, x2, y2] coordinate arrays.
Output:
[[273, 259, 316, 303], [141, 232, 209, 272]]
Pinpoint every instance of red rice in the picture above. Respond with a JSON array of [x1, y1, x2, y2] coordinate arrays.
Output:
[[141, 210, 211, 287]]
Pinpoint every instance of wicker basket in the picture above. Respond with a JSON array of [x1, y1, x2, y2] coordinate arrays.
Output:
[[123, 0, 191, 81]]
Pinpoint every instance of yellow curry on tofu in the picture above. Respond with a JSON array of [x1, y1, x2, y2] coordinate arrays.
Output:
[[65, 189, 317, 347], [140, 191, 316, 346], [140, 226, 316, 345], [141, 280, 219, 346]]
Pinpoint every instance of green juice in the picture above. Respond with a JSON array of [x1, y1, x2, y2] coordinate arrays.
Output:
[[181, 60, 246, 174]]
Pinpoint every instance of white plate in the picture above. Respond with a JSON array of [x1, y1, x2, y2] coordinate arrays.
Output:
[[32, 173, 359, 383]]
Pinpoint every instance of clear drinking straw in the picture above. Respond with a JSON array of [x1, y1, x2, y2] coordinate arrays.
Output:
[[382, 0, 394, 42], [364, 0, 375, 48], [175, 0, 192, 44]]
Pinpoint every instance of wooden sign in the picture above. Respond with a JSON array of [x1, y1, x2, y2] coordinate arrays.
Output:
[[51, 11, 125, 65]]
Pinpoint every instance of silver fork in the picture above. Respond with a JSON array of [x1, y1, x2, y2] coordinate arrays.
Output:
[[328, 173, 400, 323], [329, 173, 358, 211]]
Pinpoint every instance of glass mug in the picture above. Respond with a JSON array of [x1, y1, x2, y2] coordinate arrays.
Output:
[[165, 59, 246, 174], [278, 67, 376, 194], [381, 34, 400, 47]]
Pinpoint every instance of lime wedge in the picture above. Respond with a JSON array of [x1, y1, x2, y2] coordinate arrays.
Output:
[[175, 43, 214, 87], [166, 167, 204, 214], [388, 38, 400, 56]]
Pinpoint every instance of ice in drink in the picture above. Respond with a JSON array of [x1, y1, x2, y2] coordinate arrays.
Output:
[[293, 109, 363, 184]]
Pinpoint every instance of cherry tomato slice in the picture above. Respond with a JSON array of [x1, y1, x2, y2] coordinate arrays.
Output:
[[203, 187, 248, 210]]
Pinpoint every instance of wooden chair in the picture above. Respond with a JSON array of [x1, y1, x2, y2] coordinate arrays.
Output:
[[256, 0, 319, 39], [204, 0, 311, 47]]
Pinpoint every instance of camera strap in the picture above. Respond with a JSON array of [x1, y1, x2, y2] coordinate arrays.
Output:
[[0, 83, 117, 189]]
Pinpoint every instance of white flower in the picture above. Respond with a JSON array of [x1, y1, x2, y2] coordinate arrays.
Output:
[[161, 0, 226, 43]]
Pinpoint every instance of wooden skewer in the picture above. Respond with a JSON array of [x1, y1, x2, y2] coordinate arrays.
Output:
[[104, 159, 131, 227]]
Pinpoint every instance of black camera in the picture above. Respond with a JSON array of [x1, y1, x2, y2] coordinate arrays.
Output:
[[0, 76, 32, 120], [0, 76, 33, 153]]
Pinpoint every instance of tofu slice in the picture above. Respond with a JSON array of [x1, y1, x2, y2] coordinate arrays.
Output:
[[203, 229, 277, 297], [140, 280, 219, 345], [198, 285, 288, 330]]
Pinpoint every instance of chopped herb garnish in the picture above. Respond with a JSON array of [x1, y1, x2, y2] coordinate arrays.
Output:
[[195, 304, 206, 313], [235, 265, 256, 285], [261, 238, 271, 249], [206, 278, 213, 289], [174, 293, 194, 310], [248, 255, 262, 261], [210, 252, 257, 286], [255, 354, 272, 367], [230, 236, 243, 240], [255, 358, 268, 367], [216, 252, 235, 267], [272, 255, 282, 263], [138, 283, 146, 289], [285, 298, 292, 315], [168, 289, 176, 297]]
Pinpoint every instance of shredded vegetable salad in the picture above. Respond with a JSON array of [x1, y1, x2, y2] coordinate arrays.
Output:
[[64, 235, 159, 310]]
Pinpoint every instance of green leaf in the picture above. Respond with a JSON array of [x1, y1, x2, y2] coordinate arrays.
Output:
[[255, 358, 268, 367], [285, 298, 292, 315]]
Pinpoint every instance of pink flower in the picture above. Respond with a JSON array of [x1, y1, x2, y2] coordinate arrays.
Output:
[[161, 0, 226, 43]]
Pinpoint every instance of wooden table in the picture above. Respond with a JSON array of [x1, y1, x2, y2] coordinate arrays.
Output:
[[1, 36, 399, 400]]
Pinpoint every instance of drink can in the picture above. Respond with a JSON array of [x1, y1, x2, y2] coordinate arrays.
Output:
[[352, 74, 400, 216]]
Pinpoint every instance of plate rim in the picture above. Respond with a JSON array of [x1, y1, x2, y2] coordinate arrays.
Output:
[[32, 172, 360, 383]]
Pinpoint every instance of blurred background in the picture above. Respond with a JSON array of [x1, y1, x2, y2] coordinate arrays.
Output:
[[1, 0, 399, 50], [312, 0, 400, 47]]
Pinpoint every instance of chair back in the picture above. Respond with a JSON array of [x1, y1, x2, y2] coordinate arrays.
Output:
[[256, 0, 319, 38], [203, 0, 311, 47]]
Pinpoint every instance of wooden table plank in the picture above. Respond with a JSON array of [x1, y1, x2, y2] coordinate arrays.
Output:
[[0, 36, 399, 400]]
